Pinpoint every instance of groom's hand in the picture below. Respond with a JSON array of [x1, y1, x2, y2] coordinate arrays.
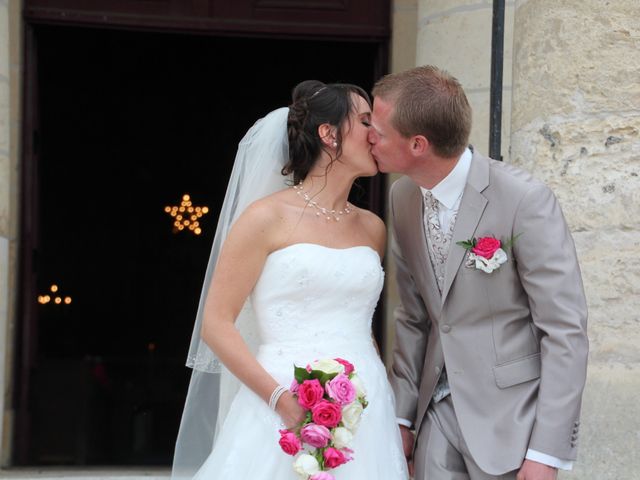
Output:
[[399, 425, 415, 477], [517, 460, 558, 480]]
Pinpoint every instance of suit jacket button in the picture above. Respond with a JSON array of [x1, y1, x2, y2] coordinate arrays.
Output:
[[441, 324, 451, 333], [435, 366, 441, 375]]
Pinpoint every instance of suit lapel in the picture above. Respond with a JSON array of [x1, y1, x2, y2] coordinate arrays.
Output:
[[441, 153, 490, 304]]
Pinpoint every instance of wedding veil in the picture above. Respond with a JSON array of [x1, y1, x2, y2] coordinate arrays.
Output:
[[172, 107, 291, 479]]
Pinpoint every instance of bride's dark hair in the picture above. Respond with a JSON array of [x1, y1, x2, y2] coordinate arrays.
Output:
[[283, 80, 371, 184]]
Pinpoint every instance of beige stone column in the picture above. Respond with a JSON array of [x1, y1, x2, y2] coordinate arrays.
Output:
[[384, 0, 515, 362], [416, 0, 515, 159], [0, 0, 21, 466], [510, 1, 640, 477], [384, 1, 419, 363]]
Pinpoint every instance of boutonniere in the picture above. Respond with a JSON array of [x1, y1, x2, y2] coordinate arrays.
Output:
[[457, 234, 521, 274]]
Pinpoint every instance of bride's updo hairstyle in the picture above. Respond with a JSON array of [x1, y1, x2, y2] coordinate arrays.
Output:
[[284, 80, 371, 184]]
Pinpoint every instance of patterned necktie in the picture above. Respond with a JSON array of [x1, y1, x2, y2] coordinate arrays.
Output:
[[423, 191, 456, 293], [423, 190, 457, 403]]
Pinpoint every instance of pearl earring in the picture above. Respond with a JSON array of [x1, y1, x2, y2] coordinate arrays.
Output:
[[332, 141, 338, 147]]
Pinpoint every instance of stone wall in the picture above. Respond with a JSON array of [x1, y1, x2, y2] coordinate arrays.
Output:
[[415, 0, 515, 158], [0, 0, 21, 466], [384, 0, 418, 364], [511, 1, 640, 478]]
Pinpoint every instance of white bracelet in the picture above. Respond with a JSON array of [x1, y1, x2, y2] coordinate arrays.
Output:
[[268, 385, 288, 411]]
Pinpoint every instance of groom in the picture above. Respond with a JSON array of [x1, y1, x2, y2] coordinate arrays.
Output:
[[369, 66, 589, 480]]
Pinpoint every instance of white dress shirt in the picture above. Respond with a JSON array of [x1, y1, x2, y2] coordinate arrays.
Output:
[[396, 148, 573, 471]]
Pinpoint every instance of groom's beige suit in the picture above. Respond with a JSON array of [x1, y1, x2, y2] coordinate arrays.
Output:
[[388, 150, 589, 477]]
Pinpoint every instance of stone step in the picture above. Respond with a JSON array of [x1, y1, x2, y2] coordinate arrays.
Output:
[[0, 469, 170, 480]]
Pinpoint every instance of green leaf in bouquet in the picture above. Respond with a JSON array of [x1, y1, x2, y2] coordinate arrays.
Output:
[[294, 365, 312, 383], [314, 447, 326, 469]]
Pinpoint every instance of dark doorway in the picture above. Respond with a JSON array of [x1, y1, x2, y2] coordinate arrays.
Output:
[[17, 25, 382, 465]]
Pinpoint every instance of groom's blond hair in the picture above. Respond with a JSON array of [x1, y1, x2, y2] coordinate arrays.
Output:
[[372, 65, 472, 158]]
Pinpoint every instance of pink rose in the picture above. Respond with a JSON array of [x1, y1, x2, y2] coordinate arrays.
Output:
[[311, 400, 342, 428], [471, 237, 501, 259], [310, 473, 335, 480], [290, 379, 300, 395], [334, 358, 354, 375], [325, 374, 356, 405], [323, 447, 352, 468], [278, 429, 302, 456], [341, 447, 354, 462], [300, 423, 332, 448], [297, 379, 325, 410]]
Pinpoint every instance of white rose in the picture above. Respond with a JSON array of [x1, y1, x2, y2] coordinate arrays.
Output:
[[472, 248, 507, 273], [332, 426, 354, 449], [349, 374, 367, 398], [492, 248, 508, 264], [310, 359, 344, 375], [341, 402, 364, 431], [293, 454, 320, 478]]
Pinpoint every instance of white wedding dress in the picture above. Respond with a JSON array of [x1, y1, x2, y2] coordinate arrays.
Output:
[[193, 243, 408, 479]]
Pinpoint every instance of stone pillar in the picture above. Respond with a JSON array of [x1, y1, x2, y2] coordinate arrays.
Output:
[[384, 0, 419, 363], [416, 0, 515, 159], [0, 0, 21, 466], [510, 1, 640, 478], [391, 0, 418, 74]]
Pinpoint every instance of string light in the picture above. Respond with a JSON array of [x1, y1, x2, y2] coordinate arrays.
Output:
[[165, 194, 209, 235]]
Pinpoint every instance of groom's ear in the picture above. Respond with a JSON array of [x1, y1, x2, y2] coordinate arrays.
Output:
[[410, 135, 429, 156]]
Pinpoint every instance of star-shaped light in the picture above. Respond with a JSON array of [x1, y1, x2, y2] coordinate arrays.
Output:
[[165, 194, 209, 235]]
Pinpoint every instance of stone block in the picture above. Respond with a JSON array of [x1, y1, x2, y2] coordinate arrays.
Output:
[[558, 364, 640, 479], [0, 155, 7, 237], [417, 6, 493, 90], [510, 115, 640, 231], [391, 2, 418, 73], [8, 0, 22, 69], [573, 229, 640, 358], [512, 0, 640, 130], [0, 4, 8, 79], [419, 0, 485, 17], [466, 89, 491, 154]]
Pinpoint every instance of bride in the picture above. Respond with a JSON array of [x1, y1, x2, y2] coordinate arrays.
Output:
[[172, 80, 408, 479]]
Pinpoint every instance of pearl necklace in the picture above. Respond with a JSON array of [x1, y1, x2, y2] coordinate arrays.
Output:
[[292, 184, 353, 222]]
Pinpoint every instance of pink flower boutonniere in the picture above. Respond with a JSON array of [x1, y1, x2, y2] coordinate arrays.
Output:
[[457, 234, 521, 273]]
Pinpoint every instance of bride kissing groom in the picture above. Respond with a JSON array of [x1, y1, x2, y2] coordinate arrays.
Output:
[[171, 65, 588, 480]]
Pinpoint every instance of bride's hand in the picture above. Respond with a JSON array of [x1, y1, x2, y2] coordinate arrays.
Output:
[[275, 391, 306, 428]]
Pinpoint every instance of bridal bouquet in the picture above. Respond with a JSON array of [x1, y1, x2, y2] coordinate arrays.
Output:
[[278, 358, 368, 480]]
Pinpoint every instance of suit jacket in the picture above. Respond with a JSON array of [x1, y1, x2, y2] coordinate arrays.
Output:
[[388, 151, 589, 475]]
